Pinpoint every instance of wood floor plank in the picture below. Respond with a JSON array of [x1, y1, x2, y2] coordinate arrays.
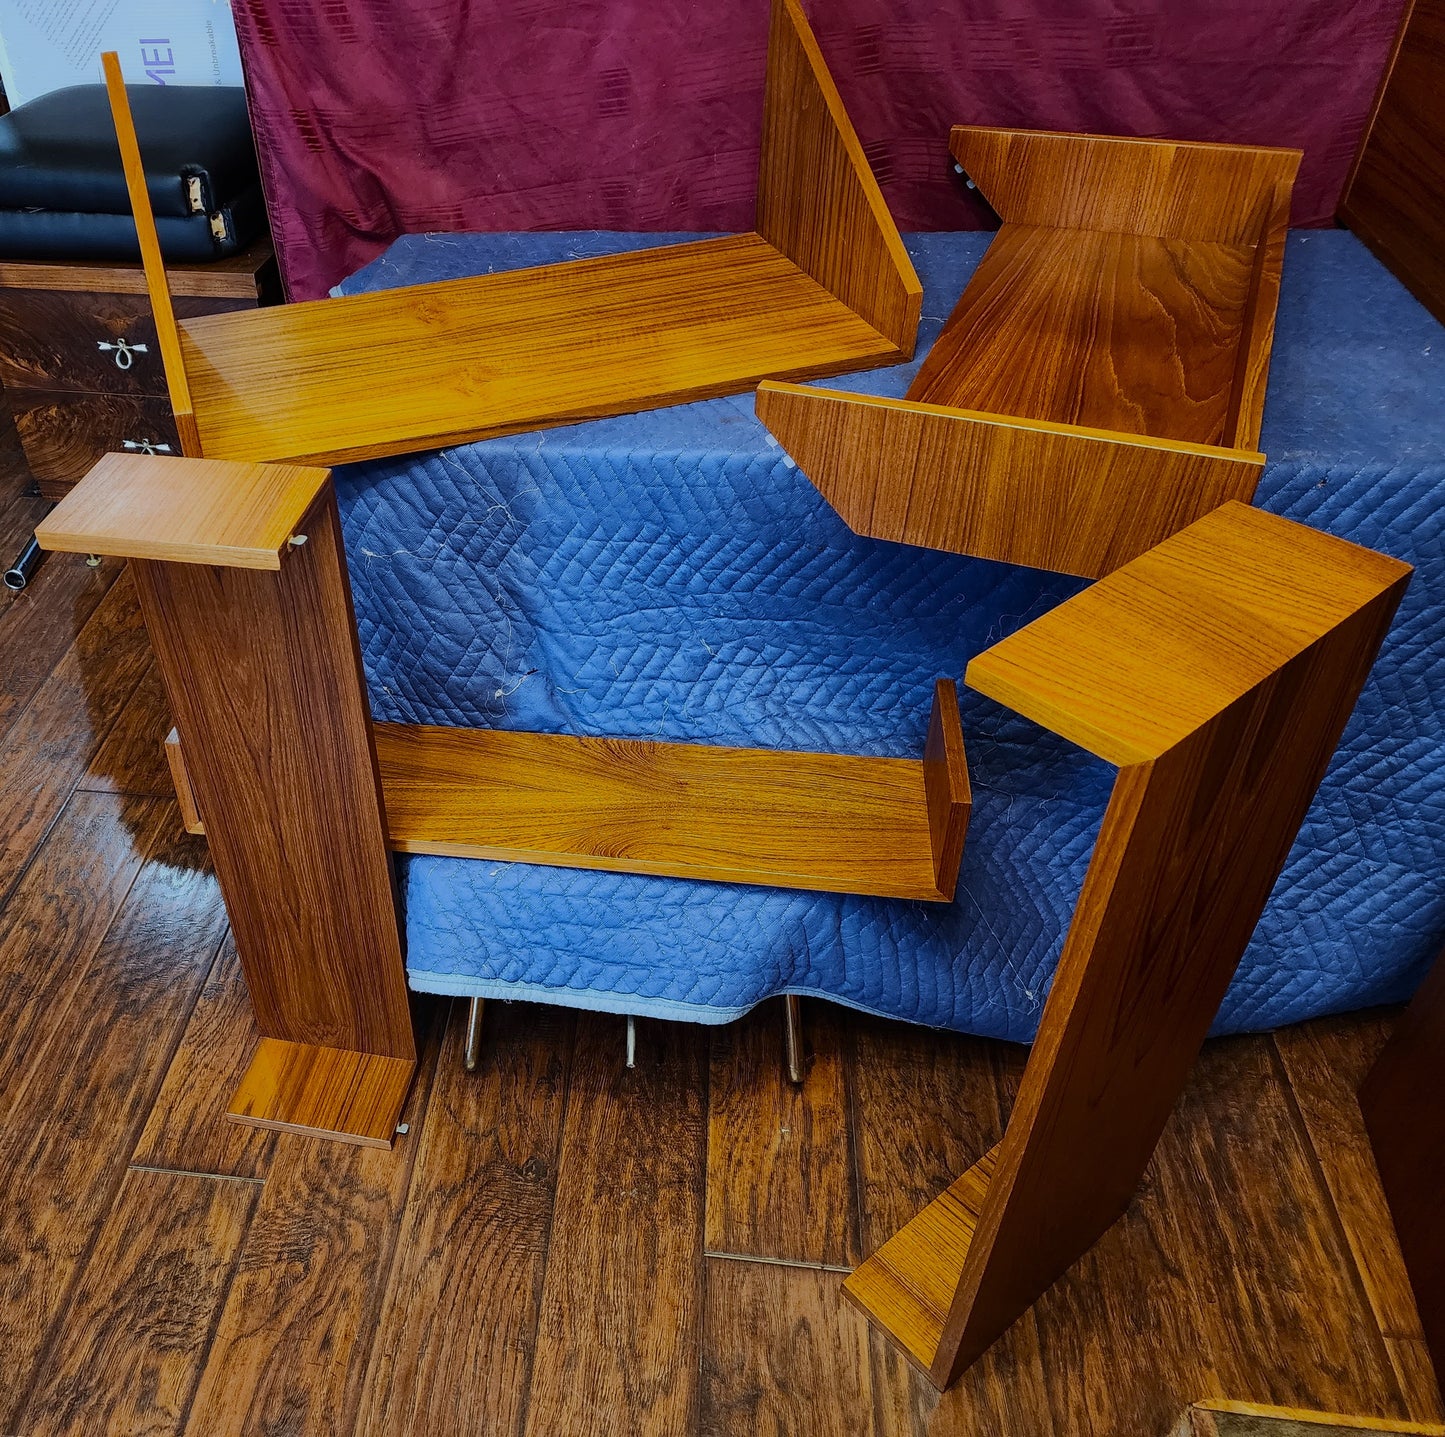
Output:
[[82, 658, 176, 797], [706, 999, 858, 1268], [0, 812, 227, 1435], [1276, 1015, 1445, 1423], [701, 1258, 873, 1437], [183, 1001, 445, 1437], [850, 1015, 1055, 1436], [0, 565, 152, 900], [355, 1001, 573, 1437], [16, 1167, 257, 1437], [131, 935, 277, 1181], [0, 789, 175, 1127], [523, 1013, 707, 1437], [1145, 1035, 1413, 1421]]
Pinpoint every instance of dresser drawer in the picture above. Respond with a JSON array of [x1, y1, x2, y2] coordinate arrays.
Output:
[[12, 388, 180, 498], [0, 289, 248, 396]]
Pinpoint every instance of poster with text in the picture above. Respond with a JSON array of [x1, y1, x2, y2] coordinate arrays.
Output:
[[0, 0, 243, 108]]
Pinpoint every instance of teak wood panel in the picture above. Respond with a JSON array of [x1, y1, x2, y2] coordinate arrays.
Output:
[[126, 490, 414, 1061], [37, 449, 331, 569], [102, 0, 916, 470], [0, 238, 275, 298], [1339, 0, 1445, 324], [949, 126, 1302, 246], [755, 0, 922, 353], [844, 503, 1411, 1388], [756, 384, 1263, 579], [373, 676, 969, 902]]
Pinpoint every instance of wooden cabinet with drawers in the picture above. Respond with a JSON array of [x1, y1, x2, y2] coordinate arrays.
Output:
[[0, 237, 280, 497]]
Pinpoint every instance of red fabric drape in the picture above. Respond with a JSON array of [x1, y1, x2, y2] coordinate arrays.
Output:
[[231, 0, 1407, 301]]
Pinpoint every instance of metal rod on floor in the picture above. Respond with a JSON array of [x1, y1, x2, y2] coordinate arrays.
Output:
[[463, 996, 484, 1071], [784, 994, 804, 1085], [4, 534, 45, 590], [626, 1014, 636, 1069]]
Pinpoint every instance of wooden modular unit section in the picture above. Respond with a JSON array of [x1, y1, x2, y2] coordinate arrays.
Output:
[[99, 0, 921, 469], [758, 127, 1301, 580], [37, 451, 971, 1137], [1338, 0, 1445, 325], [844, 501, 1410, 1388]]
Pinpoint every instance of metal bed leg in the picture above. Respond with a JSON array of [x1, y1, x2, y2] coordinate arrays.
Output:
[[463, 996, 484, 1072], [784, 994, 804, 1085], [625, 1014, 637, 1069]]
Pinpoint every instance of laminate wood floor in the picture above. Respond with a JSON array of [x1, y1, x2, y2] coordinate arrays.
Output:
[[0, 443, 1437, 1437]]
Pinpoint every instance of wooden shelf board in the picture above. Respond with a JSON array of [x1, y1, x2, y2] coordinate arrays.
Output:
[[35, 451, 331, 569], [842, 1144, 1000, 1374], [910, 224, 1257, 446], [226, 1038, 415, 1148], [178, 233, 904, 466], [373, 717, 960, 901]]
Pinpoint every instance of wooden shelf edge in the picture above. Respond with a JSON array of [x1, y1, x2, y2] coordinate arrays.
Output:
[[842, 1144, 1001, 1380], [226, 1038, 415, 1149]]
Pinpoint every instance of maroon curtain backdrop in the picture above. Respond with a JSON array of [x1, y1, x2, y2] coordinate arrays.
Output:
[[231, 0, 1406, 301]]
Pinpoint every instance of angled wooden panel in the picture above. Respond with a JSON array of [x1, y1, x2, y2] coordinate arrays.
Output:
[[756, 383, 1263, 579], [755, 0, 921, 354], [844, 503, 1412, 1388], [1338, 0, 1445, 324], [950, 126, 1301, 245]]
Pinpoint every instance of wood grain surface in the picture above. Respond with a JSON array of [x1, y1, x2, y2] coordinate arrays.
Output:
[[0, 237, 275, 298], [848, 503, 1412, 1388], [37, 450, 331, 570], [12, 389, 182, 491], [129, 490, 414, 1062], [756, 383, 1263, 579], [82, 662, 176, 798], [1339, 0, 1445, 323], [374, 679, 967, 901], [755, 0, 921, 353]]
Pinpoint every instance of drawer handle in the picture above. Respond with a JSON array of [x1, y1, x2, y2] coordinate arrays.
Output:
[[121, 439, 173, 456], [96, 338, 150, 370]]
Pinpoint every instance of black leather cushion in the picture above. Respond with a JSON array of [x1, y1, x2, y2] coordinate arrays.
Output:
[[0, 183, 268, 262], [0, 84, 258, 218]]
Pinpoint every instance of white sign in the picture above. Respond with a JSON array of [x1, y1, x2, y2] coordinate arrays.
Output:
[[0, 0, 244, 109]]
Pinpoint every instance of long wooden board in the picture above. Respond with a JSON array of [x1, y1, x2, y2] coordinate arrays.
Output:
[[844, 502, 1411, 1388]]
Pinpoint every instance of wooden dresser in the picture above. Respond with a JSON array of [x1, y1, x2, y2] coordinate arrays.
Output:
[[0, 236, 279, 499]]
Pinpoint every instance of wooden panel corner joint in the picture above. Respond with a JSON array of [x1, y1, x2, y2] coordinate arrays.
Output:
[[844, 501, 1411, 1388], [99, 0, 917, 469], [759, 128, 1300, 579]]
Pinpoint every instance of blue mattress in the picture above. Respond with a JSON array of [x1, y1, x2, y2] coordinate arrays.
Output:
[[334, 230, 1445, 1042]]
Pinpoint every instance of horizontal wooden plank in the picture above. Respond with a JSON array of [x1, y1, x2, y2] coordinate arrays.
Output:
[[373, 694, 965, 900], [177, 234, 902, 466], [36, 451, 331, 570]]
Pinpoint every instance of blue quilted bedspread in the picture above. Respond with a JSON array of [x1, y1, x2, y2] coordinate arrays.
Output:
[[334, 230, 1445, 1041]]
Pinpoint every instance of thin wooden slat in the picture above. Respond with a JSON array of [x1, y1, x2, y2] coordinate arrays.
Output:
[[1276, 1015, 1444, 1422], [755, 0, 922, 352], [700, 1260, 874, 1437], [1338, 0, 1445, 324], [163, 723, 206, 832], [523, 1014, 706, 1437], [756, 383, 1263, 580], [1184, 1400, 1445, 1435], [183, 1005, 444, 1437], [37, 450, 332, 570], [132, 935, 277, 1181], [177, 235, 900, 467], [0, 810, 227, 1436], [949, 126, 1301, 245], [14, 1168, 257, 1437], [847, 504, 1412, 1389], [374, 695, 966, 901], [705, 1000, 858, 1268], [99, 54, 199, 456], [355, 1002, 573, 1436]]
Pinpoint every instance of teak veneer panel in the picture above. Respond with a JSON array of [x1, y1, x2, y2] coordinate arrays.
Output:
[[759, 128, 1299, 578], [374, 678, 969, 902], [101, 0, 918, 469], [845, 502, 1411, 1388]]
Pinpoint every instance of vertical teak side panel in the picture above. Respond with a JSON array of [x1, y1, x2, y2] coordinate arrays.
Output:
[[131, 490, 413, 1062], [930, 587, 1407, 1386], [1359, 944, 1445, 1383], [755, 0, 922, 354]]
